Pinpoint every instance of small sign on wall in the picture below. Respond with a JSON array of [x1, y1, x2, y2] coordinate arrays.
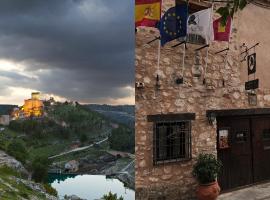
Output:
[[219, 129, 229, 149], [247, 53, 256, 75]]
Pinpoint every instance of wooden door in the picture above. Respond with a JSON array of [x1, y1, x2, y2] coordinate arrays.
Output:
[[252, 117, 270, 183], [217, 117, 253, 190]]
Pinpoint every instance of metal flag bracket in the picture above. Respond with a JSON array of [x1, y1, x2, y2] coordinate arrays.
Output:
[[195, 44, 210, 51], [240, 42, 259, 62], [147, 36, 161, 45], [215, 47, 229, 55]]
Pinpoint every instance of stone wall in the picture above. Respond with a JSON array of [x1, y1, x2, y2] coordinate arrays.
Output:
[[135, 1, 270, 199]]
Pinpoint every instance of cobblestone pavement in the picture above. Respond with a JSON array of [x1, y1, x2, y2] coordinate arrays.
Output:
[[218, 182, 270, 200]]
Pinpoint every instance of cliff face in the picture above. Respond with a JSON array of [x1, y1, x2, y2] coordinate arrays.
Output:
[[0, 150, 57, 200], [0, 150, 28, 176]]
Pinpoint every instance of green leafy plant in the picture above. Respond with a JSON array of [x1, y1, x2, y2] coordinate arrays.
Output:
[[192, 153, 222, 184], [217, 0, 247, 25], [6, 139, 28, 164], [102, 191, 124, 200]]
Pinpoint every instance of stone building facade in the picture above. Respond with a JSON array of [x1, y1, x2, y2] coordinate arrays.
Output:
[[135, 0, 270, 199]]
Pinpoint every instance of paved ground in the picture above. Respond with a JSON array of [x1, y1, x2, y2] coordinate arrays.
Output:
[[218, 182, 270, 200]]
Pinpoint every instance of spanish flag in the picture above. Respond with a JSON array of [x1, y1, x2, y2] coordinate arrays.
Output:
[[213, 17, 232, 42], [135, 0, 161, 28]]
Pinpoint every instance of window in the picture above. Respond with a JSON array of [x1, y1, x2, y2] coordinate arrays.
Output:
[[153, 121, 191, 165], [235, 130, 248, 143]]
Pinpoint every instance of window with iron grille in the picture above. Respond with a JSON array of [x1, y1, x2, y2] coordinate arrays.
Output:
[[153, 121, 191, 165]]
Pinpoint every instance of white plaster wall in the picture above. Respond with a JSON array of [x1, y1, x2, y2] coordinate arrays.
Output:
[[238, 4, 270, 89]]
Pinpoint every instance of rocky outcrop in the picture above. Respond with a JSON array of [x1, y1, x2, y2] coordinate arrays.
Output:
[[0, 150, 28, 176], [11, 176, 58, 200]]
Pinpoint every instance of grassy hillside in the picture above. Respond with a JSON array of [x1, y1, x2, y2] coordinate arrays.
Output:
[[0, 103, 112, 161], [0, 102, 134, 163]]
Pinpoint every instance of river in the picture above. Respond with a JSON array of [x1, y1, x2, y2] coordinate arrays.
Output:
[[48, 173, 135, 200]]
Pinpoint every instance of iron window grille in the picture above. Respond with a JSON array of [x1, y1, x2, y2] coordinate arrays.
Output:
[[153, 121, 192, 165]]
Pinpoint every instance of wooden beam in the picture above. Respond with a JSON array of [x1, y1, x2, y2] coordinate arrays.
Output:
[[206, 108, 270, 118], [147, 113, 196, 122]]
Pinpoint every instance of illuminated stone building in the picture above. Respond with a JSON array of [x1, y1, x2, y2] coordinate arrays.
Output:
[[11, 92, 44, 119], [22, 92, 44, 118]]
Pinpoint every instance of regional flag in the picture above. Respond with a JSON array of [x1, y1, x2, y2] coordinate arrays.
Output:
[[213, 17, 232, 41], [187, 8, 213, 45], [158, 4, 188, 46], [135, 0, 161, 27]]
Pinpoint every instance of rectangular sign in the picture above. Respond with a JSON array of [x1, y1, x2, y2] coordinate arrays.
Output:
[[245, 79, 259, 90], [219, 129, 229, 149]]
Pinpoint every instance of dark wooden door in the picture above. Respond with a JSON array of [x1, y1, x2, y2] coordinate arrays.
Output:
[[217, 117, 253, 190], [252, 117, 270, 183]]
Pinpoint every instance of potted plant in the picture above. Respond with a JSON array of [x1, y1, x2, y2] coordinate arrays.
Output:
[[192, 153, 222, 200]]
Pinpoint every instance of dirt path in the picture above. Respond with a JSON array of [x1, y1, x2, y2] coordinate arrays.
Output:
[[48, 137, 108, 159]]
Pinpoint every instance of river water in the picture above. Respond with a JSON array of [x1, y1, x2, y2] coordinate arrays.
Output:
[[48, 174, 135, 200]]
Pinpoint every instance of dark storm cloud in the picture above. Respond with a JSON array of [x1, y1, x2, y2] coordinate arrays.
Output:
[[0, 0, 134, 103]]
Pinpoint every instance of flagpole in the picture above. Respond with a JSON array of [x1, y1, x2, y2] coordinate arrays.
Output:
[[204, 1, 214, 83], [223, 16, 233, 79], [157, 39, 161, 72], [157, 0, 163, 82], [181, 40, 186, 77]]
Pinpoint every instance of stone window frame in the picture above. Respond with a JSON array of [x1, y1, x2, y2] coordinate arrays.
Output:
[[147, 113, 195, 165]]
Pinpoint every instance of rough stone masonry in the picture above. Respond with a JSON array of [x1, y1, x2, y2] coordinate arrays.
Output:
[[135, 0, 270, 199]]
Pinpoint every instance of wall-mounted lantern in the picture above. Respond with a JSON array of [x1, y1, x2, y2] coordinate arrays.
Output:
[[207, 112, 216, 125], [192, 51, 202, 78], [155, 74, 161, 89], [175, 77, 183, 85]]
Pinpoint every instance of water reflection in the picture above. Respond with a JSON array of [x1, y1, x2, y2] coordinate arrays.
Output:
[[48, 174, 135, 200]]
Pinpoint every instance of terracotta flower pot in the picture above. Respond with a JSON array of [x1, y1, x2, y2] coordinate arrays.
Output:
[[196, 181, 221, 200]]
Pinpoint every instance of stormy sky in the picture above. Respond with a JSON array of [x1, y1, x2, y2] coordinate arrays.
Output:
[[0, 0, 134, 105]]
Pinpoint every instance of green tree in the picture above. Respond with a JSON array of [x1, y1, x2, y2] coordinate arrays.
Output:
[[6, 140, 28, 164], [31, 155, 50, 183], [79, 133, 88, 144], [102, 192, 124, 200], [108, 126, 134, 153], [217, 0, 247, 25]]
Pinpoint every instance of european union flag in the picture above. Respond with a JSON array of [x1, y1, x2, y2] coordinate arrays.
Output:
[[158, 4, 188, 46]]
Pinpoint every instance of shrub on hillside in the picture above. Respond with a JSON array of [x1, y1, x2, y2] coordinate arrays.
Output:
[[6, 140, 28, 164], [108, 126, 134, 153]]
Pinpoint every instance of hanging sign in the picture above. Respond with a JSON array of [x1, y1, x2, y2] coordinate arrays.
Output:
[[245, 79, 259, 90], [248, 53, 256, 75]]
